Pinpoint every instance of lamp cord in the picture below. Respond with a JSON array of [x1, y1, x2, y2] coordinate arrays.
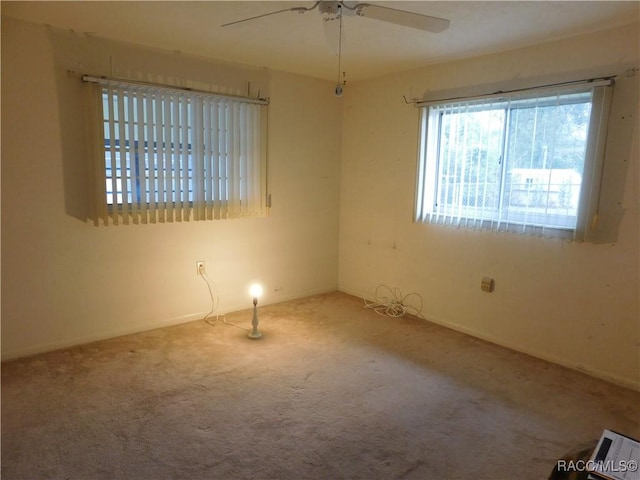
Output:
[[199, 273, 250, 331], [363, 285, 425, 319], [337, 5, 343, 85], [200, 271, 219, 326]]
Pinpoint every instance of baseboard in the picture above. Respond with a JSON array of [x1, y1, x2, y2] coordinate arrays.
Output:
[[1, 286, 339, 362], [216, 286, 339, 316], [0, 312, 205, 362], [338, 287, 640, 392], [7, 285, 635, 392]]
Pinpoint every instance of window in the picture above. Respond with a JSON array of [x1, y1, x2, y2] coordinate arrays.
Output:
[[415, 79, 613, 239], [86, 77, 268, 225]]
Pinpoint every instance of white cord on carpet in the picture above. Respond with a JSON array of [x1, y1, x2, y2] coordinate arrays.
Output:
[[199, 272, 250, 331], [363, 284, 424, 319]]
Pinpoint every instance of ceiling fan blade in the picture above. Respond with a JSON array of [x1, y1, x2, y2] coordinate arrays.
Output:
[[353, 3, 450, 33], [221, 4, 316, 28]]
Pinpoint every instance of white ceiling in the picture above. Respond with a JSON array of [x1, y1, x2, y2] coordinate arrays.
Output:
[[2, 1, 639, 82]]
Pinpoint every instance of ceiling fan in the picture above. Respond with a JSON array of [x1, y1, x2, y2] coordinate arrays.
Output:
[[222, 2, 450, 97], [221, 1, 450, 33]]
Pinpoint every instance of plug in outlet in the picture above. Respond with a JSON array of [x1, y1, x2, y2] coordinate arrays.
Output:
[[196, 261, 206, 275]]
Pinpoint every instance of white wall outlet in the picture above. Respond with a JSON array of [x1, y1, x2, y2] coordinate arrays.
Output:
[[196, 261, 205, 275]]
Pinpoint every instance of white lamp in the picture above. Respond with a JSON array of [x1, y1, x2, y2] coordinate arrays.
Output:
[[248, 283, 263, 340]]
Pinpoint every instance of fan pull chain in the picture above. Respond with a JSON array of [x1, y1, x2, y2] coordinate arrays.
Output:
[[335, 5, 344, 97]]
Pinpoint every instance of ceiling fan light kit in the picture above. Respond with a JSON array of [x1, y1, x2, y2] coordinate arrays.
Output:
[[319, 1, 342, 16], [221, 1, 450, 96]]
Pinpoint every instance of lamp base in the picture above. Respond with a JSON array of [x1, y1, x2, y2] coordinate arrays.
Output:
[[248, 331, 263, 340]]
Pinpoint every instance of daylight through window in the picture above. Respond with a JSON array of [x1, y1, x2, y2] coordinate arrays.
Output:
[[87, 77, 268, 225], [414, 80, 613, 239]]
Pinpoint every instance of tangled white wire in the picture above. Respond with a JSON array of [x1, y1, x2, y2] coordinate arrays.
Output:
[[363, 285, 424, 318]]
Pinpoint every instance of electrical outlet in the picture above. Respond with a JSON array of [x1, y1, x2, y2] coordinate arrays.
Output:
[[196, 261, 206, 275]]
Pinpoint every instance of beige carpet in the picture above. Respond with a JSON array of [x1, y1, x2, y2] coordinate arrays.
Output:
[[2, 292, 639, 480]]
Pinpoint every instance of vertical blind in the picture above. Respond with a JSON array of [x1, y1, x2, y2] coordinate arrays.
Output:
[[415, 79, 613, 241], [86, 78, 268, 225]]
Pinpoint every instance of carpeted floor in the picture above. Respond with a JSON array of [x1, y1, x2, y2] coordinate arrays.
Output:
[[2, 292, 639, 480]]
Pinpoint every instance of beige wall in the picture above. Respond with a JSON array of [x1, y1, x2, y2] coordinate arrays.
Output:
[[1, 16, 342, 359], [2, 14, 639, 391], [339, 23, 640, 389]]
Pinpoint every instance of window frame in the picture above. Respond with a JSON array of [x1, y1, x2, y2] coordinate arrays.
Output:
[[414, 79, 613, 241], [85, 75, 269, 226]]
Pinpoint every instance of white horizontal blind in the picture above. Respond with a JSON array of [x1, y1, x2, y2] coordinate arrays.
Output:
[[415, 81, 612, 240], [90, 81, 267, 225]]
